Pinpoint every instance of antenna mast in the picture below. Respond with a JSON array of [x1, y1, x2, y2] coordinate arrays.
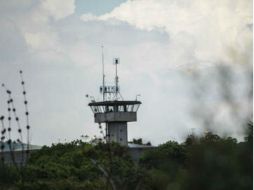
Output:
[[101, 45, 105, 101], [114, 58, 119, 100]]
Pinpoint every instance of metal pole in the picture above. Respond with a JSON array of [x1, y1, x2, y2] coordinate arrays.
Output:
[[101, 45, 105, 101], [115, 59, 119, 100], [115, 62, 117, 99]]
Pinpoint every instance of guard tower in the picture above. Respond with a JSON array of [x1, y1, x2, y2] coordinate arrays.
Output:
[[88, 50, 141, 146]]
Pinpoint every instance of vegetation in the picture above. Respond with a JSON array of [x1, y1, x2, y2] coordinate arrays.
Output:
[[0, 122, 252, 190]]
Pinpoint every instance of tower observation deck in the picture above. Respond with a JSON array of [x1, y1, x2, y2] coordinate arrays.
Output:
[[87, 52, 141, 146]]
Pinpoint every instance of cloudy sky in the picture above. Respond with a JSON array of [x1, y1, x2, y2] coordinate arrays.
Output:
[[0, 0, 252, 146]]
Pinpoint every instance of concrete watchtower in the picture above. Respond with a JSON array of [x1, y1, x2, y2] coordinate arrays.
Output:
[[88, 100, 141, 146], [88, 50, 141, 146]]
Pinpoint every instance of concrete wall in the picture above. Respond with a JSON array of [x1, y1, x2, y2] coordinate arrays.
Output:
[[108, 122, 128, 146]]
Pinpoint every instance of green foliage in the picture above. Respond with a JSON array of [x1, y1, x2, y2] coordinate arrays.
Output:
[[131, 138, 151, 146], [0, 123, 252, 190], [139, 123, 253, 190], [21, 141, 143, 190], [0, 163, 19, 184]]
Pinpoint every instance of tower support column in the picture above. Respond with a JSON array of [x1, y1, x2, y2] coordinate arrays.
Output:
[[108, 122, 127, 146]]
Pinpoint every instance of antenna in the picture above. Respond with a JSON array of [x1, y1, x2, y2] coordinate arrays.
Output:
[[101, 45, 105, 101], [114, 58, 119, 100], [98, 49, 122, 101]]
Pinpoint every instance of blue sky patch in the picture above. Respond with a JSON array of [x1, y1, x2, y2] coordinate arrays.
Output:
[[75, 0, 127, 15]]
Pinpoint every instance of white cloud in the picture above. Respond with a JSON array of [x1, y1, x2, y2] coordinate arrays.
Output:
[[41, 0, 75, 20], [81, 0, 252, 66], [0, 0, 251, 146], [17, 0, 76, 60], [80, 13, 98, 22], [24, 32, 58, 50]]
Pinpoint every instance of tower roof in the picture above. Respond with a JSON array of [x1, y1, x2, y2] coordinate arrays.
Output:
[[88, 100, 141, 106]]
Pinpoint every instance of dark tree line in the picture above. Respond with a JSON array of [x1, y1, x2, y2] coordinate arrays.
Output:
[[0, 122, 252, 190]]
